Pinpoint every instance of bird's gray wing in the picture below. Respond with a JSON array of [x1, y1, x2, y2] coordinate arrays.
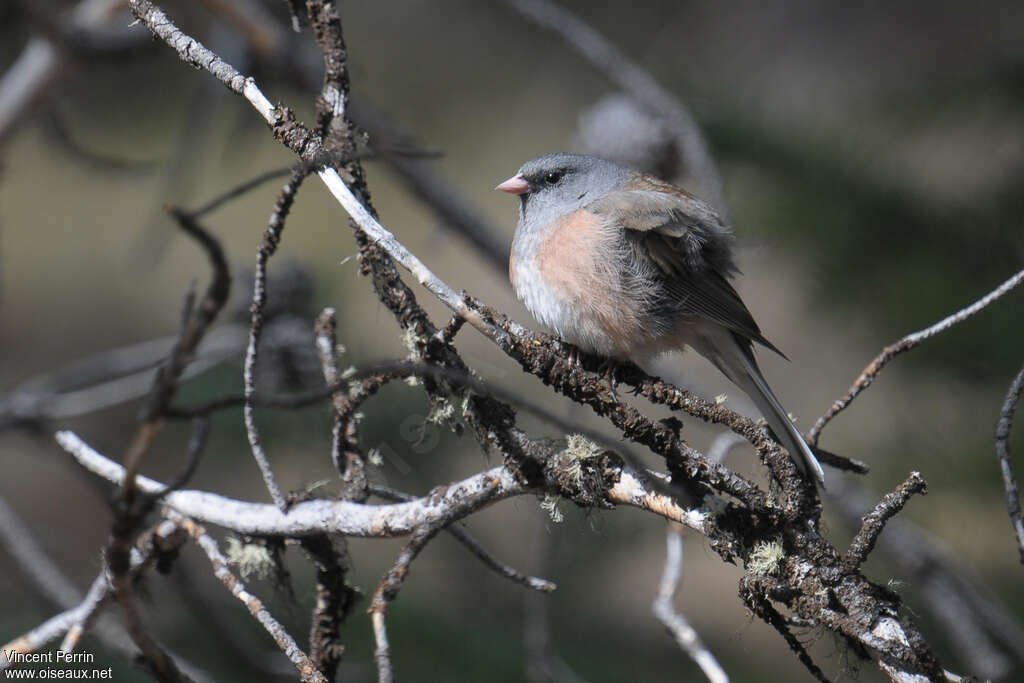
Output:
[[586, 181, 784, 356]]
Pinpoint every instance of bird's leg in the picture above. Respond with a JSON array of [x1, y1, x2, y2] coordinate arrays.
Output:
[[597, 357, 620, 401]]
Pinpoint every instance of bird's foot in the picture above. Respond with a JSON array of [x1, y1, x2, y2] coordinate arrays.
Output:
[[597, 358, 620, 401]]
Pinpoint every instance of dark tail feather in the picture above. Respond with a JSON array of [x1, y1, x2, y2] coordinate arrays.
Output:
[[693, 328, 825, 488]]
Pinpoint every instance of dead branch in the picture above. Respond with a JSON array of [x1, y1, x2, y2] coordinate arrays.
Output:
[[652, 526, 728, 683], [368, 484, 556, 592], [809, 267, 1024, 445], [995, 363, 1024, 564], [843, 472, 928, 572], [167, 512, 328, 683], [242, 166, 309, 510]]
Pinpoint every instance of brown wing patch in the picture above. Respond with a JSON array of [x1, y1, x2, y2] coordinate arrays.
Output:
[[590, 176, 782, 356], [622, 173, 698, 200]]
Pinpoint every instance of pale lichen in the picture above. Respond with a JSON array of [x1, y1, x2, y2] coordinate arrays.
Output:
[[225, 536, 275, 581], [540, 494, 564, 523], [747, 538, 785, 576]]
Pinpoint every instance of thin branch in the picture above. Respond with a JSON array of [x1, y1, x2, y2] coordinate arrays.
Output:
[[243, 167, 309, 510], [166, 512, 328, 683], [995, 363, 1024, 564], [143, 207, 232, 423], [652, 526, 728, 683], [56, 571, 116, 653], [127, 0, 504, 347], [189, 167, 292, 218], [3, 564, 126, 667], [160, 416, 210, 496], [499, 0, 725, 212], [0, 325, 247, 428], [809, 267, 1024, 445], [843, 472, 928, 573], [367, 479, 506, 682], [371, 611, 392, 683], [0, 494, 86, 609], [368, 484, 556, 593], [300, 536, 357, 680], [101, 205, 230, 683], [740, 580, 829, 683], [314, 307, 367, 500]]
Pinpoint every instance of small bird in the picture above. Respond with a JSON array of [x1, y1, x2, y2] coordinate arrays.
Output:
[[496, 153, 825, 486]]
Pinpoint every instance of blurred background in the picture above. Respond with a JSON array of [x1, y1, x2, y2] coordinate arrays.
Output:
[[2, 0, 1023, 681]]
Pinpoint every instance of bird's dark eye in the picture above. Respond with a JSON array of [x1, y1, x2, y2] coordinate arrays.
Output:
[[544, 171, 563, 185]]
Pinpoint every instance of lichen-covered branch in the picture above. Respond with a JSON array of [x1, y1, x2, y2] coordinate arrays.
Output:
[[843, 472, 928, 572]]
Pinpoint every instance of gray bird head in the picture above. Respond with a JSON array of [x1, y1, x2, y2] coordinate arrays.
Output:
[[496, 153, 631, 234]]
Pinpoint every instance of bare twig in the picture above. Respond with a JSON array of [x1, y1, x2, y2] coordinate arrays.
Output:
[[126, 0, 507, 345], [309, 308, 362, 678], [190, 167, 292, 218], [167, 512, 328, 683], [103, 205, 230, 683], [140, 209, 231, 424], [740, 581, 829, 683], [367, 479, 506, 682], [0, 494, 86, 609], [243, 167, 309, 510], [499, 0, 724, 212], [810, 267, 1024, 445], [3, 564, 126, 668], [843, 472, 928, 572], [995, 363, 1024, 564], [368, 483, 556, 593], [55, 571, 116, 653], [370, 611, 392, 683], [0, 325, 247, 428], [313, 307, 367, 500], [300, 536, 357, 680], [652, 526, 728, 683], [160, 417, 210, 495]]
